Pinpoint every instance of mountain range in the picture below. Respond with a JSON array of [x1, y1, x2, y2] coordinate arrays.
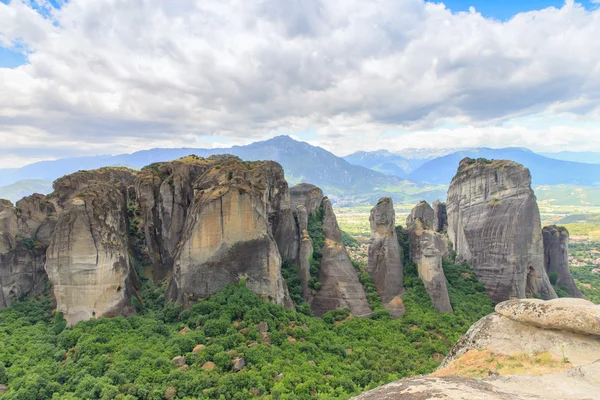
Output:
[[1, 136, 599, 205]]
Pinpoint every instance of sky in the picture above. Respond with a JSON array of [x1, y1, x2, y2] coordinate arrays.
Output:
[[1, 0, 600, 167]]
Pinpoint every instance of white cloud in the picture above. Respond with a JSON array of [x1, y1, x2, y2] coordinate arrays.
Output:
[[1, 0, 600, 165]]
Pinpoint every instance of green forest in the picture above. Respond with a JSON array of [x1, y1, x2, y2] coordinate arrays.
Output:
[[0, 230, 493, 400]]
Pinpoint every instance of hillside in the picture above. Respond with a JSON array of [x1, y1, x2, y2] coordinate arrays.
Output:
[[0, 179, 52, 203]]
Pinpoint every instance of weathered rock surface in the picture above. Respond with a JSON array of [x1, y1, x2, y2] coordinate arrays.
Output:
[[46, 183, 138, 325], [0, 197, 54, 309], [432, 200, 447, 233], [168, 159, 293, 308], [440, 298, 600, 372], [447, 158, 557, 303], [289, 183, 324, 216], [367, 197, 404, 317], [407, 201, 453, 313], [352, 361, 600, 400], [296, 205, 313, 301], [310, 198, 372, 317], [542, 225, 582, 298], [135, 157, 214, 281], [495, 298, 600, 336]]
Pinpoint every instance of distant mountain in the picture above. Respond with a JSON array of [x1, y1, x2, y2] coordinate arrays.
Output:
[[343, 150, 414, 178], [540, 151, 600, 165], [408, 148, 600, 186], [0, 136, 403, 199], [0, 180, 53, 203]]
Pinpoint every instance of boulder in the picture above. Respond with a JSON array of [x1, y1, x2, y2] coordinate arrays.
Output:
[[290, 183, 324, 216], [201, 361, 216, 371], [407, 201, 453, 313], [168, 159, 293, 308], [495, 298, 600, 336], [45, 183, 138, 325], [352, 361, 600, 400], [367, 197, 404, 317], [447, 158, 557, 303], [310, 198, 372, 317], [542, 226, 582, 298], [232, 357, 245, 372], [172, 356, 186, 366], [192, 344, 206, 355]]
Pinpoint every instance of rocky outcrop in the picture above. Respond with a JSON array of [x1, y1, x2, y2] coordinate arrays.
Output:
[[135, 157, 213, 281], [440, 298, 600, 371], [352, 361, 600, 400], [407, 201, 453, 313], [432, 200, 447, 233], [447, 158, 557, 303], [296, 205, 313, 302], [495, 298, 600, 336], [46, 182, 138, 325], [367, 197, 404, 317], [0, 196, 55, 309], [542, 226, 582, 298], [290, 183, 324, 216], [168, 158, 293, 308], [310, 198, 372, 317]]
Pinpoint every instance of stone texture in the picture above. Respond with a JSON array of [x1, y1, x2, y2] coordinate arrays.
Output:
[[45, 183, 138, 326], [192, 344, 206, 355], [542, 225, 582, 298], [168, 158, 293, 308], [135, 157, 213, 281], [447, 158, 557, 303], [202, 361, 216, 371], [232, 357, 245, 372], [407, 201, 453, 313], [367, 197, 404, 317], [432, 200, 447, 233], [289, 183, 324, 216], [0, 198, 51, 309], [296, 205, 313, 302], [172, 356, 186, 366], [310, 197, 372, 317], [495, 298, 600, 336], [352, 361, 600, 400]]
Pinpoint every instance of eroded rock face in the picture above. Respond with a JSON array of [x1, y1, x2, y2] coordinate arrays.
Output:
[[495, 298, 600, 336], [542, 226, 582, 298], [135, 157, 213, 281], [432, 200, 447, 233], [310, 198, 372, 317], [290, 183, 324, 216], [447, 158, 557, 303], [46, 183, 138, 325], [296, 205, 313, 302], [168, 159, 293, 308], [407, 201, 453, 313], [367, 197, 404, 317], [0, 197, 54, 309], [353, 361, 600, 400]]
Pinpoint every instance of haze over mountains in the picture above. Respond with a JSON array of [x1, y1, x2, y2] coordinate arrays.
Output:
[[1, 136, 599, 205]]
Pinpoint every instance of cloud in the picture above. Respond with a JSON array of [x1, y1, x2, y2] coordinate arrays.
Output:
[[0, 0, 600, 165]]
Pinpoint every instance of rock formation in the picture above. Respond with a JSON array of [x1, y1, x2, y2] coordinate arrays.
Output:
[[367, 197, 404, 317], [407, 201, 453, 313], [352, 361, 600, 400], [168, 158, 293, 308], [432, 200, 447, 233], [447, 158, 557, 303], [542, 225, 582, 298], [296, 205, 313, 301], [289, 183, 324, 216], [0, 195, 56, 309], [135, 157, 214, 281], [46, 182, 139, 326], [310, 198, 372, 317]]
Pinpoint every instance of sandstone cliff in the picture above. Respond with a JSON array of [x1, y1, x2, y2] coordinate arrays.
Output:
[[310, 198, 372, 317], [295, 205, 313, 302], [168, 158, 293, 308], [407, 201, 453, 313], [46, 182, 139, 325], [542, 225, 582, 298], [447, 158, 557, 303], [367, 197, 404, 317], [290, 183, 324, 216], [432, 200, 447, 233]]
